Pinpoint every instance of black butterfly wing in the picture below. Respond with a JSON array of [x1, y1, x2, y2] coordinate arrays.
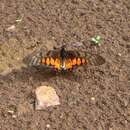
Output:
[[65, 50, 80, 58], [46, 49, 61, 59], [64, 50, 105, 67], [62, 50, 86, 71]]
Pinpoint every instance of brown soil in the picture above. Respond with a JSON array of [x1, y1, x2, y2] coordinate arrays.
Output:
[[0, 0, 130, 130]]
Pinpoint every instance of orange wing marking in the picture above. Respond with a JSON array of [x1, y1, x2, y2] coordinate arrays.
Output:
[[50, 58, 55, 65], [54, 58, 61, 70], [46, 58, 51, 65], [76, 58, 81, 65], [81, 58, 86, 64], [41, 58, 46, 64], [72, 58, 77, 65], [64, 59, 73, 70]]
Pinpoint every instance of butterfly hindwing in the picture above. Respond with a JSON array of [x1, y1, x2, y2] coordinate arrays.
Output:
[[63, 50, 87, 71]]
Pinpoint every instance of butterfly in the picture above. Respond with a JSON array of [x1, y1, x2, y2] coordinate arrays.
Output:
[[29, 45, 105, 72]]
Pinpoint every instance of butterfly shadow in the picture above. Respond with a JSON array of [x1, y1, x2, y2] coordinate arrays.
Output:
[[0, 66, 58, 85], [0, 52, 59, 85]]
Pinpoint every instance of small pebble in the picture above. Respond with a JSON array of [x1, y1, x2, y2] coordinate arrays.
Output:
[[12, 115, 17, 118], [125, 120, 128, 124], [7, 25, 15, 31], [46, 124, 50, 128], [91, 97, 95, 101], [16, 57, 20, 60], [60, 113, 64, 119], [8, 110, 14, 114], [118, 53, 121, 56], [8, 110, 17, 118]]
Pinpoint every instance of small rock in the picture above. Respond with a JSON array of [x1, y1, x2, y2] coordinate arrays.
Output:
[[59, 113, 64, 119], [91, 97, 95, 101], [8, 110, 17, 118], [125, 120, 128, 124], [46, 124, 50, 128], [16, 57, 20, 60], [124, 99, 129, 107], [118, 53, 121, 56], [12, 115, 17, 118], [7, 25, 15, 31], [8, 110, 14, 114], [35, 86, 60, 110]]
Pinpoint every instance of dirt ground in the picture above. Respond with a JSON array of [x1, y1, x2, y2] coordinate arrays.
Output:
[[0, 0, 130, 130]]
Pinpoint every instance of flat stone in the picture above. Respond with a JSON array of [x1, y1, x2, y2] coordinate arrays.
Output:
[[35, 86, 60, 110]]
